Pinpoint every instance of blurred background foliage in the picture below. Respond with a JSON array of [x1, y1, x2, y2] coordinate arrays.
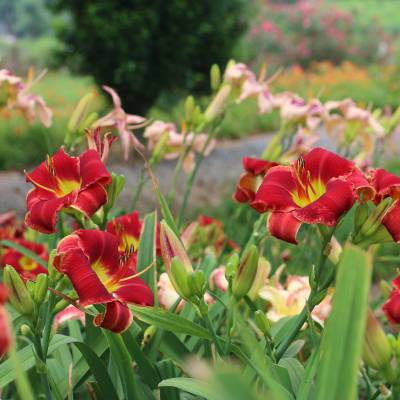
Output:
[[1, 0, 400, 169]]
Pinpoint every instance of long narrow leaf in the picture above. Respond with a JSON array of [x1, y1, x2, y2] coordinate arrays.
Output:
[[74, 342, 119, 400], [315, 244, 372, 400], [130, 306, 212, 339]]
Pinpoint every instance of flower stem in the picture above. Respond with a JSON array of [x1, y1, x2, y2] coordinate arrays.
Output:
[[130, 166, 148, 211]]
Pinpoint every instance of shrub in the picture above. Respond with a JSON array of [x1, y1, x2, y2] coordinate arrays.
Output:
[[52, 0, 248, 114], [237, 0, 392, 69]]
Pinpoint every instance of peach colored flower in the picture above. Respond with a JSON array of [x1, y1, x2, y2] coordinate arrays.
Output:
[[93, 86, 146, 160]]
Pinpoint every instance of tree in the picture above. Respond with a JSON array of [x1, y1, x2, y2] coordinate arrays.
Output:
[[52, 0, 248, 113]]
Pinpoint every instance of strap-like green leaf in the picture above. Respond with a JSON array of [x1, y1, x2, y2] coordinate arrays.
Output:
[[74, 342, 119, 400], [130, 306, 212, 339], [103, 331, 140, 400], [159, 378, 221, 400], [136, 211, 157, 291], [316, 244, 372, 400]]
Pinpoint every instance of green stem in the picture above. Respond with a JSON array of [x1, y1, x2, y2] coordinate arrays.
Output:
[[224, 296, 236, 355], [177, 127, 219, 227], [203, 313, 224, 357], [42, 291, 57, 358], [130, 166, 148, 211]]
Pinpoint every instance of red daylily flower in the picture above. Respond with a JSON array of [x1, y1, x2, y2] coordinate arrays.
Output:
[[0, 211, 24, 240], [107, 211, 161, 259], [0, 284, 11, 358], [252, 148, 368, 244], [383, 276, 400, 324], [370, 169, 400, 242], [234, 157, 279, 204], [1, 239, 48, 280], [54, 230, 153, 333], [25, 148, 112, 234]]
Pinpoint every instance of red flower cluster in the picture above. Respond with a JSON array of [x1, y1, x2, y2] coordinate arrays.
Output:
[[25, 148, 111, 233], [383, 276, 400, 324], [54, 229, 153, 333], [236, 147, 400, 245], [0, 212, 48, 281]]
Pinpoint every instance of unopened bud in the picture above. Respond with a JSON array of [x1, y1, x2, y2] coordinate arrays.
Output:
[[66, 92, 94, 144], [232, 245, 259, 300], [20, 324, 32, 336], [3, 265, 34, 316], [354, 203, 369, 233], [33, 274, 48, 305], [204, 85, 231, 122], [160, 221, 192, 275], [151, 132, 170, 164], [142, 325, 157, 347], [225, 253, 239, 279], [187, 270, 206, 298], [104, 173, 125, 213], [254, 310, 270, 337], [247, 257, 271, 299], [185, 96, 195, 120], [363, 309, 392, 371], [170, 257, 192, 300], [210, 64, 221, 92]]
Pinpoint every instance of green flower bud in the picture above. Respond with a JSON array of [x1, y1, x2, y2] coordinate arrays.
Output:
[[225, 253, 239, 279], [104, 173, 126, 213], [354, 203, 369, 234], [185, 95, 195, 120], [170, 257, 192, 300], [247, 257, 271, 300], [33, 274, 48, 305], [3, 265, 34, 316], [150, 131, 170, 164], [187, 270, 206, 298], [204, 85, 232, 122], [232, 245, 259, 300], [66, 92, 94, 144], [142, 325, 157, 347], [20, 324, 33, 336], [254, 310, 271, 337], [210, 64, 221, 92], [363, 309, 392, 371]]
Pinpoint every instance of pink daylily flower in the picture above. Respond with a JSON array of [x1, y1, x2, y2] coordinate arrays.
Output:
[[92, 86, 146, 160]]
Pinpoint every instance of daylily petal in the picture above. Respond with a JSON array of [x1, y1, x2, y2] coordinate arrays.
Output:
[[243, 157, 278, 175], [73, 230, 120, 279], [372, 168, 400, 199], [93, 301, 132, 333], [78, 149, 112, 189], [113, 275, 154, 306], [102, 85, 121, 109], [25, 191, 74, 234], [54, 247, 114, 307], [252, 166, 298, 213], [72, 183, 108, 217], [268, 212, 302, 244], [294, 178, 355, 226], [382, 202, 400, 243], [302, 147, 354, 183], [383, 290, 400, 324]]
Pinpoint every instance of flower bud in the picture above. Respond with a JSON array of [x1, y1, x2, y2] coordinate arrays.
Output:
[[66, 92, 94, 144], [354, 198, 393, 246], [210, 64, 221, 92], [160, 221, 192, 274], [20, 324, 33, 336], [354, 203, 369, 233], [3, 265, 34, 316], [254, 310, 270, 337], [232, 245, 259, 300], [142, 325, 157, 347], [170, 257, 192, 300], [247, 257, 271, 299], [363, 309, 392, 370], [187, 270, 206, 298], [225, 253, 239, 280], [204, 85, 232, 122], [104, 173, 126, 213], [185, 95, 195, 120], [33, 274, 48, 305]]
